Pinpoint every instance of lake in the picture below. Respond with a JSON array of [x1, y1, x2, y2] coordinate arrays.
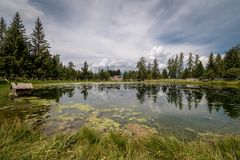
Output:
[[1, 83, 240, 139]]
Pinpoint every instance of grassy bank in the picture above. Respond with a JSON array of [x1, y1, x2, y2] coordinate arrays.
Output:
[[0, 121, 240, 160], [1, 79, 240, 88], [32, 79, 240, 88], [144, 79, 240, 87]]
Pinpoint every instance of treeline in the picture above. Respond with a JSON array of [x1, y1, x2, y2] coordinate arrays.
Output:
[[0, 12, 120, 81], [123, 45, 240, 81]]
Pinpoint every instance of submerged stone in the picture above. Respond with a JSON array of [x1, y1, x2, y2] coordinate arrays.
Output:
[[184, 128, 196, 133]]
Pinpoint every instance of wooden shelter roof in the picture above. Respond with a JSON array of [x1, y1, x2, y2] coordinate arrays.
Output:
[[10, 83, 33, 90]]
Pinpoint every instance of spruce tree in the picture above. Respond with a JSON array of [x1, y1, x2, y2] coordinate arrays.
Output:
[[204, 52, 216, 79], [136, 57, 147, 81], [81, 61, 90, 80], [31, 17, 51, 79], [224, 46, 240, 69], [194, 61, 205, 78], [162, 68, 168, 79], [192, 54, 199, 78], [147, 62, 152, 80], [187, 53, 194, 78], [152, 58, 160, 79], [206, 52, 215, 71], [178, 52, 184, 78], [0, 17, 7, 77], [215, 54, 224, 78], [1, 12, 30, 79], [0, 17, 7, 43]]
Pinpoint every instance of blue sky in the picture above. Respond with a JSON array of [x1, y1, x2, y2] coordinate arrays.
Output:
[[0, 0, 239, 70]]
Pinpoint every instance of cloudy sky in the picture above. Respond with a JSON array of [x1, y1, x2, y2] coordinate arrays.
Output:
[[0, 0, 240, 70]]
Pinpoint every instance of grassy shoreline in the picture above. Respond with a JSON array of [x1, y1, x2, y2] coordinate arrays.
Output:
[[1, 80, 240, 159], [1, 79, 240, 88], [30, 79, 240, 88], [0, 121, 240, 160]]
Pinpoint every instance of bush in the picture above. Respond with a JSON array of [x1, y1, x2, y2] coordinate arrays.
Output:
[[0, 77, 8, 84], [203, 69, 216, 80], [223, 68, 240, 80]]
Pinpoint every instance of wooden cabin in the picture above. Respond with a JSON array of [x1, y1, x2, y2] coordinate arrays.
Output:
[[111, 75, 122, 81], [10, 83, 33, 97]]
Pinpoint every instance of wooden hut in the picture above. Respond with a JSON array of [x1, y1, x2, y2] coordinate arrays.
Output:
[[10, 83, 33, 97], [111, 75, 122, 81]]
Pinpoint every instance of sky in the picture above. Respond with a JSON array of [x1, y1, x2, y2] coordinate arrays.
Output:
[[0, 0, 240, 71]]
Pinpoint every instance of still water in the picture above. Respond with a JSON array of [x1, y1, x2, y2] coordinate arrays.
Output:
[[1, 83, 240, 138]]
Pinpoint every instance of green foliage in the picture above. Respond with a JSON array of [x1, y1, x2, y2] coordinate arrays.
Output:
[[192, 55, 205, 78], [162, 69, 168, 79], [123, 70, 138, 80], [0, 12, 30, 78], [224, 45, 240, 69], [98, 68, 111, 81], [137, 57, 147, 81], [223, 68, 240, 80], [0, 17, 7, 43], [187, 53, 194, 77], [152, 58, 160, 79]]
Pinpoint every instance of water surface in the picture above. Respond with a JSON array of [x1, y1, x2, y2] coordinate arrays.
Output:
[[1, 83, 240, 138]]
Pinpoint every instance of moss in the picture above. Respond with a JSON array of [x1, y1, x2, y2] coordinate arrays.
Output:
[[29, 98, 55, 106], [55, 103, 94, 113], [86, 113, 121, 131], [14, 97, 55, 107], [70, 103, 94, 112]]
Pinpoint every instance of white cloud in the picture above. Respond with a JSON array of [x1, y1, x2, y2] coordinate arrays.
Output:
[[0, 0, 43, 31], [0, 0, 239, 71]]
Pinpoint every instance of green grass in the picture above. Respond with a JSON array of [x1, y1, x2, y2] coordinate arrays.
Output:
[[1, 79, 240, 88], [0, 121, 240, 160], [144, 79, 240, 88]]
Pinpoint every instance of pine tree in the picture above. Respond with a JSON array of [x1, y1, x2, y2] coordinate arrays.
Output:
[[147, 62, 152, 80], [192, 54, 199, 78], [215, 54, 224, 78], [174, 54, 179, 78], [152, 58, 160, 79], [51, 54, 61, 79], [0, 17, 7, 77], [187, 53, 194, 78], [31, 17, 51, 79], [194, 61, 205, 78], [223, 46, 240, 79], [178, 52, 184, 78], [162, 68, 168, 79], [224, 46, 240, 69], [136, 57, 147, 81], [0, 17, 7, 43], [1, 12, 30, 78], [204, 52, 216, 79], [81, 61, 90, 80], [206, 52, 215, 71]]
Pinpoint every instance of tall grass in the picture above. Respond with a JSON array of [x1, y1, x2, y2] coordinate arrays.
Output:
[[0, 121, 240, 160]]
